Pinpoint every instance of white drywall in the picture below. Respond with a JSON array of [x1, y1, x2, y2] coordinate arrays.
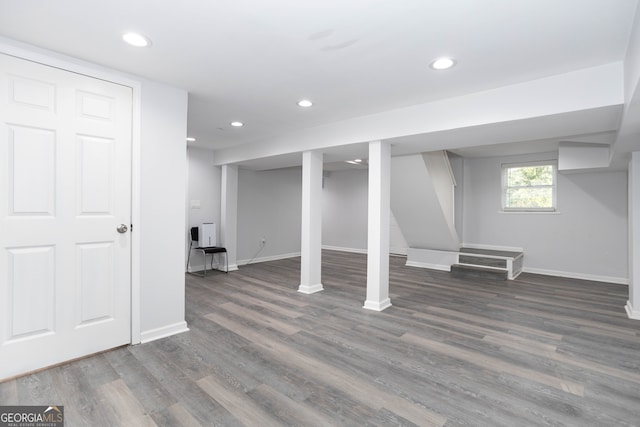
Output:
[[391, 154, 459, 251], [138, 80, 189, 340], [462, 152, 628, 283], [423, 151, 456, 227], [321, 168, 408, 254], [237, 167, 302, 263], [405, 248, 458, 271], [186, 147, 221, 271], [449, 153, 465, 239], [627, 152, 640, 318], [558, 142, 610, 170], [322, 169, 369, 252]]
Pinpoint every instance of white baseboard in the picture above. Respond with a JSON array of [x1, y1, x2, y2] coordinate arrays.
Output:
[[237, 252, 301, 266], [140, 321, 189, 344], [230, 246, 629, 286], [523, 267, 628, 285], [390, 246, 408, 256], [461, 242, 524, 253], [322, 245, 367, 254], [625, 301, 640, 320], [405, 260, 451, 271], [322, 245, 409, 257], [406, 248, 457, 272]]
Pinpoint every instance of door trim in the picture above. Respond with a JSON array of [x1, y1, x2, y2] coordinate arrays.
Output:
[[0, 37, 142, 344]]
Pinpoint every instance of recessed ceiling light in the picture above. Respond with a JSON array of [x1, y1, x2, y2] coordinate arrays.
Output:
[[297, 99, 313, 108], [345, 159, 367, 165], [230, 121, 244, 127], [430, 57, 456, 70], [186, 137, 196, 142], [122, 32, 151, 47]]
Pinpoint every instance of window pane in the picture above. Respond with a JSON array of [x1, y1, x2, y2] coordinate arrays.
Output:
[[506, 187, 553, 208], [507, 165, 553, 187]]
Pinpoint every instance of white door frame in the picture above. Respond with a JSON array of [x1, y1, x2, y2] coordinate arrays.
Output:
[[0, 37, 142, 344]]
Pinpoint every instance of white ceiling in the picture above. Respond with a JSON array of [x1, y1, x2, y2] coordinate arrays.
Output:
[[0, 0, 638, 168]]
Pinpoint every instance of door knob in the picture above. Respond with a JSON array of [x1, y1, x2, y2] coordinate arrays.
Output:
[[116, 224, 128, 234]]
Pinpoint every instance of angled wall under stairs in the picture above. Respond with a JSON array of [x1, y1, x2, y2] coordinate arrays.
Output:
[[392, 151, 525, 281], [391, 151, 459, 252]]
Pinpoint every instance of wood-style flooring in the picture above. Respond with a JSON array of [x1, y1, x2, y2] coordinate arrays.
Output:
[[2, 250, 640, 426]]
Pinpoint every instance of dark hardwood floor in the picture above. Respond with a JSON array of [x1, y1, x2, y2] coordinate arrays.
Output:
[[2, 250, 640, 426]]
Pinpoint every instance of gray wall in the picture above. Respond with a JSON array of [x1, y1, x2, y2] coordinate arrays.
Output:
[[322, 169, 369, 251], [321, 168, 408, 253], [186, 147, 221, 271], [237, 167, 302, 263], [462, 152, 628, 283], [205, 150, 628, 283]]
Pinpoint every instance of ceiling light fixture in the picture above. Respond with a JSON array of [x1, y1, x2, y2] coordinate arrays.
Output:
[[430, 57, 456, 70], [297, 99, 313, 108], [186, 137, 196, 142], [230, 121, 244, 127], [122, 32, 151, 47]]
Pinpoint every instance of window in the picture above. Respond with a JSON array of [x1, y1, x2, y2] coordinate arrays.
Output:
[[501, 161, 556, 211]]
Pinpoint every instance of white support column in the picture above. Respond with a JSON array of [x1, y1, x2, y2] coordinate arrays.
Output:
[[221, 164, 239, 272], [364, 140, 392, 311], [298, 150, 324, 294], [627, 151, 640, 319]]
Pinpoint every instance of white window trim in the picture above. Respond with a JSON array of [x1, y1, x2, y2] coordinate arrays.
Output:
[[501, 160, 557, 212]]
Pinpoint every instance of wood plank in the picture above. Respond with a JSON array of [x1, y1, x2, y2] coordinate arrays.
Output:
[[246, 383, 337, 426], [196, 375, 282, 427], [166, 403, 203, 427], [219, 301, 301, 335], [97, 378, 154, 426], [426, 305, 564, 341], [204, 311, 448, 427], [400, 332, 585, 396], [5, 250, 640, 426], [229, 291, 304, 318]]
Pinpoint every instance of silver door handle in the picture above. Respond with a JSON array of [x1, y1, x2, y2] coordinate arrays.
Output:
[[117, 224, 128, 233]]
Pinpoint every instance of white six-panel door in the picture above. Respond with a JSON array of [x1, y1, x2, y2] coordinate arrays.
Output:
[[0, 54, 132, 380]]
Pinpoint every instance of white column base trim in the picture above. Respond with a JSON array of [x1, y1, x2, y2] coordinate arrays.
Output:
[[298, 283, 324, 294], [226, 264, 239, 272], [140, 321, 189, 344], [625, 301, 640, 320], [363, 298, 392, 311]]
